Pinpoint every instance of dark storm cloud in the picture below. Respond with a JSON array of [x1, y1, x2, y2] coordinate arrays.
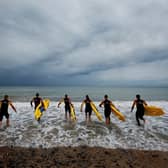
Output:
[[0, 0, 168, 86]]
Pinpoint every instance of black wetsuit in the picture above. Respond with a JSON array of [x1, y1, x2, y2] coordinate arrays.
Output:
[[33, 97, 42, 109], [136, 99, 145, 125], [0, 99, 9, 121], [84, 99, 92, 116], [64, 97, 71, 113], [104, 99, 111, 118]]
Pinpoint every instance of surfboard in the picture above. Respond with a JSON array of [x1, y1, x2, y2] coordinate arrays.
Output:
[[110, 105, 125, 121], [144, 106, 165, 116], [70, 104, 76, 121], [90, 102, 103, 121], [34, 99, 50, 120]]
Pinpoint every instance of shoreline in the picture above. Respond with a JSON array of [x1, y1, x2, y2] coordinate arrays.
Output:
[[0, 146, 168, 168]]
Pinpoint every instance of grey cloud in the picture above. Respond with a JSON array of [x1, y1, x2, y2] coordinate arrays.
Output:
[[0, 0, 168, 86]]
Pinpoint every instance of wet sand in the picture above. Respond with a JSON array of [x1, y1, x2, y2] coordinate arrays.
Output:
[[0, 146, 168, 168]]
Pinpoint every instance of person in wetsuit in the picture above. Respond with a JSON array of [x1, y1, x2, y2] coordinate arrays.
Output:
[[80, 95, 92, 122], [99, 95, 116, 125], [30, 93, 43, 110], [131, 94, 147, 126], [0, 95, 17, 127], [58, 94, 73, 120], [30, 93, 44, 122]]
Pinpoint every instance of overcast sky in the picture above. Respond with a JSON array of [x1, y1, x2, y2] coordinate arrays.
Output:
[[0, 0, 168, 86]]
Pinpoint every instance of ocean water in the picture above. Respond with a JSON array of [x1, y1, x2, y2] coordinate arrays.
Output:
[[0, 86, 168, 101], [0, 86, 168, 151]]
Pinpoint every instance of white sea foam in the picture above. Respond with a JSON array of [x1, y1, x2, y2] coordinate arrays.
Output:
[[0, 101, 168, 151]]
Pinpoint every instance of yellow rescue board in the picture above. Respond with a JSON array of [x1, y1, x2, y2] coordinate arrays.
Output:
[[144, 106, 165, 116], [90, 102, 103, 121], [34, 99, 50, 120], [70, 104, 76, 121], [110, 105, 125, 121]]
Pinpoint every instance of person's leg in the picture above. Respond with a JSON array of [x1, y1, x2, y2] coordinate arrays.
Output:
[[6, 113, 10, 126], [37, 117, 41, 123], [105, 110, 111, 125], [68, 108, 71, 120], [106, 117, 110, 125], [65, 106, 69, 120], [139, 114, 145, 123], [136, 111, 141, 126], [88, 111, 92, 122], [0, 114, 3, 127], [6, 119, 10, 126], [65, 111, 68, 120], [85, 112, 88, 122]]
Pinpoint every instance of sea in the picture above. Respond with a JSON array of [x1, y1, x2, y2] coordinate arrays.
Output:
[[0, 86, 168, 151]]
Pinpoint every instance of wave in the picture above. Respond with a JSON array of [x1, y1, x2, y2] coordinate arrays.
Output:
[[0, 101, 167, 151]]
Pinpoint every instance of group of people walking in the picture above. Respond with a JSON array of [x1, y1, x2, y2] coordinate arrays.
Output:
[[0, 93, 147, 128], [56, 94, 147, 126], [57, 94, 117, 125]]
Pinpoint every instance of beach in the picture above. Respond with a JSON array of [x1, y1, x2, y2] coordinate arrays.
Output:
[[0, 146, 168, 168]]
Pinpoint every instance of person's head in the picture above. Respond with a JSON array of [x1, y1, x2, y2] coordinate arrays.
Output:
[[36, 93, 39, 97], [136, 94, 140, 100], [4, 95, 9, 100], [104, 94, 108, 99], [86, 95, 90, 100], [65, 94, 68, 98]]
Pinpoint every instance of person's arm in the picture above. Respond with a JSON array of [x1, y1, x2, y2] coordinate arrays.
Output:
[[9, 102, 17, 113], [99, 100, 104, 107], [71, 103, 74, 108], [131, 100, 136, 112], [68, 97, 73, 106], [80, 101, 85, 112], [67, 97, 74, 108], [57, 98, 64, 108], [40, 98, 44, 105], [40, 98, 45, 109], [110, 101, 116, 108], [30, 98, 34, 107], [143, 100, 147, 106]]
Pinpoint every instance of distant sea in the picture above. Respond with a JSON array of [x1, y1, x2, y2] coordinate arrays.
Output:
[[0, 86, 168, 102]]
